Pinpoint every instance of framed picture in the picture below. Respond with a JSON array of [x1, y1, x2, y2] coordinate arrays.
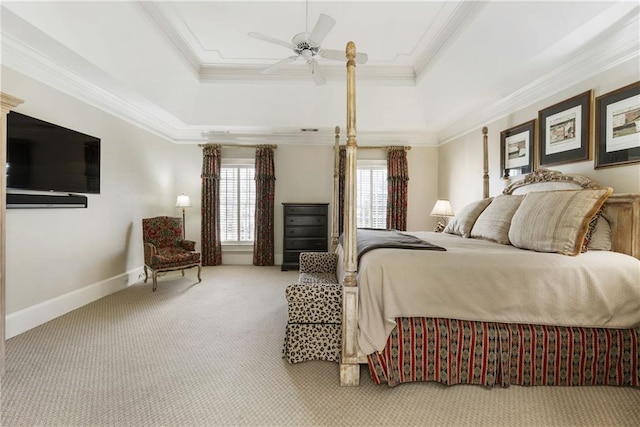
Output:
[[594, 81, 640, 169], [500, 119, 535, 177], [538, 90, 592, 167]]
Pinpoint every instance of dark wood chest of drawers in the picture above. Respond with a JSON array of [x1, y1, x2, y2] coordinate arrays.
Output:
[[281, 203, 329, 271]]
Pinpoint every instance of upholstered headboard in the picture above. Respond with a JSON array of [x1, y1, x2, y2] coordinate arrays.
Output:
[[504, 169, 640, 260]]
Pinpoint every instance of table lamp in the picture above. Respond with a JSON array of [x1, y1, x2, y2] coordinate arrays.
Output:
[[175, 194, 192, 238], [430, 199, 454, 232]]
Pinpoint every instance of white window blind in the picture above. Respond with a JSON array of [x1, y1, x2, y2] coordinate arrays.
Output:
[[356, 160, 387, 228], [220, 160, 256, 243]]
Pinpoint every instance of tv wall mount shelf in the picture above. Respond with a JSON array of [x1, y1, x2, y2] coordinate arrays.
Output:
[[7, 192, 88, 209]]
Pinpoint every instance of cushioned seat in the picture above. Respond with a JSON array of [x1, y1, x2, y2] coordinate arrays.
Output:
[[298, 272, 338, 284]]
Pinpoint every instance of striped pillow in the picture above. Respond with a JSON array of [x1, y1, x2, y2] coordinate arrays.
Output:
[[444, 198, 492, 238], [508, 188, 613, 256], [470, 195, 525, 244]]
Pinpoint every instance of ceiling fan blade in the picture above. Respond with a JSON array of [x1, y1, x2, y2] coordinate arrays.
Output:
[[262, 56, 299, 74], [309, 61, 326, 86], [308, 13, 336, 45], [248, 32, 295, 49], [319, 48, 369, 64]]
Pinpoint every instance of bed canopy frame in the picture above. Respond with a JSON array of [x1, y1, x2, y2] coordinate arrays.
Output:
[[334, 42, 639, 387]]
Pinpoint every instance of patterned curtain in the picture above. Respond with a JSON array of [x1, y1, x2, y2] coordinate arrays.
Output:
[[386, 146, 409, 230], [338, 146, 346, 235], [201, 144, 222, 266], [253, 145, 276, 266]]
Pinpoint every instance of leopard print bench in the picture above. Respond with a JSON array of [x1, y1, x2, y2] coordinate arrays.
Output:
[[283, 282, 342, 363], [283, 253, 342, 363]]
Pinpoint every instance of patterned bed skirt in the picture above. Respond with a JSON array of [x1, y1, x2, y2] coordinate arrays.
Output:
[[367, 318, 639, 387]]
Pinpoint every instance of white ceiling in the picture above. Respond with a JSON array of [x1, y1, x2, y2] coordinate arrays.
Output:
[[1, 1, 639, 145]]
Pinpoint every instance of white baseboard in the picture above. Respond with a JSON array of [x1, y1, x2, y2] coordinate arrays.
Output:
[[5, 267, 144, 339]]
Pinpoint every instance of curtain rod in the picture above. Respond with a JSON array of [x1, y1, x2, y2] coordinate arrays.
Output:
[[198, 144, 278, 149], [340, 145, 412, 151]]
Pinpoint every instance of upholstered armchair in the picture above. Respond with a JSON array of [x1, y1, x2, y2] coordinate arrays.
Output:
[[142, 216, 202, 291]]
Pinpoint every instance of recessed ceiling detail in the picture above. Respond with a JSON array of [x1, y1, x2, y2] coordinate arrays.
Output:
[[1, 1, 639, 147]]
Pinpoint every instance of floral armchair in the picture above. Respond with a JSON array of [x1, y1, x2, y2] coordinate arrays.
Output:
[[142, 216, 202, 291]]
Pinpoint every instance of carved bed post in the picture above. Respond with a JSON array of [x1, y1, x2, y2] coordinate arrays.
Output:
[[331, 125, 340, 251], [341, 41, 360, 386], [482, 126, 489, 199]]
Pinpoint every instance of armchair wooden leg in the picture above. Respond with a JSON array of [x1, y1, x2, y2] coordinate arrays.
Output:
[[152, 271, 158, 292], [144, 266, 148, 283], [197, 265, 202, 283], [181, 269, 185, 277]]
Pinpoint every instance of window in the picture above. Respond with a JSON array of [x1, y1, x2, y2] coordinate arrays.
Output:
[[356, 160, 387, 228], [220, 159, 255, 244]]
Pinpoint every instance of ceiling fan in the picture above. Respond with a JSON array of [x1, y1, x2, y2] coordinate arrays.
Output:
[[248, 5, 368, 85]]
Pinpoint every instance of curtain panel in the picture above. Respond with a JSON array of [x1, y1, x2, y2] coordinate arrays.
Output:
[[201, 144, 222, 266], [386, 147, 409, 230], [253, 145, 276, 266]]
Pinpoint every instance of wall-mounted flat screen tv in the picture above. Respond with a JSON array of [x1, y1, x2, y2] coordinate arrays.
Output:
[[6, 112, 101, 194]]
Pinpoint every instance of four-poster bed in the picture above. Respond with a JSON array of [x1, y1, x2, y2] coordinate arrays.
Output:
[[334, 42, 640, 387]]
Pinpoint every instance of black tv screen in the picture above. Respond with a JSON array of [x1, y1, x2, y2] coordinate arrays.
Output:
[[6, 112, 101, 194]]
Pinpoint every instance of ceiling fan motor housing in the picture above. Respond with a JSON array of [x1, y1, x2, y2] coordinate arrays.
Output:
[[292, 32, 320, 58]]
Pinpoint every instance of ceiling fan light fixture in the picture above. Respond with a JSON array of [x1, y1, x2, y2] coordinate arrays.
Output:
[[248, 8, 367, 84]]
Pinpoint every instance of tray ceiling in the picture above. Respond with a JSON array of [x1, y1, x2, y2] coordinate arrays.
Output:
[[1, 1, 639, 145]]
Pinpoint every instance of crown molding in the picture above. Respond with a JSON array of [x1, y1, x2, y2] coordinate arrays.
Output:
[[139, 1, 428, 86], [199, 63, 416, 85], [198, 128, 437, 146], [137, 1, 201, 77], [436, 4, 640, 144], [1, 22, 431, 146], [413, 1, 487, 81], [2, 4, 636, 148]]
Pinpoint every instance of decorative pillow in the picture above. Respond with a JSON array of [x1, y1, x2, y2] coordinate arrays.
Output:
[[444, 198, 492, 238], [587, 211, 612, 251], [508, 188, 613, 256], [470, 195, 525, 244]]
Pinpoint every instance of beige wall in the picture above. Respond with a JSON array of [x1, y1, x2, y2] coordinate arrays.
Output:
[[2, 67, 176, 329], [2, 65, 440, 336], [172, 143, 440, 264], [438, 58, 640, 213], [4, 51, 635, 336]]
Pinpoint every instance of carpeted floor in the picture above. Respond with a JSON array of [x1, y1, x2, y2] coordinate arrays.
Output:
[[1, 265, 639, 426]]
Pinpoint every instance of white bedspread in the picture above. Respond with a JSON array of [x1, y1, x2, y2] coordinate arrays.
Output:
[[338, 232, 640, 355]]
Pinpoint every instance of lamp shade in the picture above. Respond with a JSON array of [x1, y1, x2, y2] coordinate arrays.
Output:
[[430, 199, 454, 217], [175, 194, 192, 208]]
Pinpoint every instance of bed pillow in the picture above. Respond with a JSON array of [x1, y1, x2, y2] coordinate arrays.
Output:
[[508, 188, 613, 256], [443, 198, 492, 238], [470, 195, 525, 244]]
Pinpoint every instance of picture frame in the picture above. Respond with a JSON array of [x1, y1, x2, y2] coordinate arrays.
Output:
[[538, 90, 592, 167], [594, 81, 640, 169], [500, 119, 535, 177]]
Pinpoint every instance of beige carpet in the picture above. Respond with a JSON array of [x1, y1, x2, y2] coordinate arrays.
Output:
[[1, 265, 639, 426]]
